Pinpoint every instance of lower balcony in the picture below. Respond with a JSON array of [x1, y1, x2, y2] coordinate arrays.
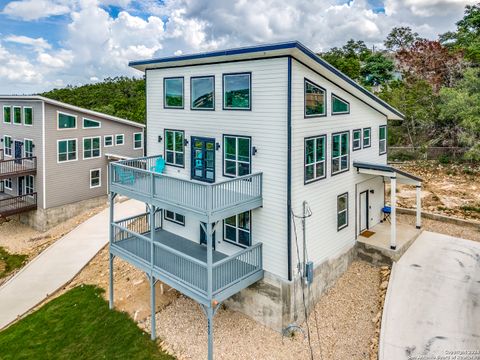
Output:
[[0, 192, 37, 217], [0, 156, 37, 180], [110, 212, 263, 305]]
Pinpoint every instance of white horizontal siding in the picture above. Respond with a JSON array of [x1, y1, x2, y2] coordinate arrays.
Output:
[[290, 59, 388, 267], [146, 57, 289, 279]]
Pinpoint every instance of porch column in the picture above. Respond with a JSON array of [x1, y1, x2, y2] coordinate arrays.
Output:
[[149, 204, 156, 268], [207, 305, 214, 360], [416, 185, 422, 229], [206, 221, 214, 360], [109, 192, 116, 310], [390, 177, 397, 250], [150, 275, 156, 340]]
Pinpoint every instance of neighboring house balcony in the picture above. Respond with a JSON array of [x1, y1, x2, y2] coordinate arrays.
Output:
[[108, 155, 264, 306], [0, 184, 37, 217], [0, 156, 37, 180]]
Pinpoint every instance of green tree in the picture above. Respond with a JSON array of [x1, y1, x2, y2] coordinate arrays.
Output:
[[440, 3, 480, 63], [438, 68, 480, 159], [360, 52, 395, 86], [321, 48, 362, 80], [384, 26, 420, 51]]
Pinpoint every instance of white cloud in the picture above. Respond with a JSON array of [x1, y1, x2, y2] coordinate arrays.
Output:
[[4, 35, 52, 51], [2, 0, 71, 20], [0, 44, 43, 84], [37, 49, 73, 68]]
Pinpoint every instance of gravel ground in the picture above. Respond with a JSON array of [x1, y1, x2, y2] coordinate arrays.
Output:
[[397, 213, 480, 242], [143, 261, 381, 360]]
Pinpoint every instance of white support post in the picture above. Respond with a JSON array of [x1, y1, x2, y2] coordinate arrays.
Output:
[[150, 275, 156, 340], [416, 185, 422, 229], [109, 192, 115, 310], [109, 253, 114, 309], [207, 305, 214, 360], [206, 221, 214, 360], [390, 177, 397, 250]]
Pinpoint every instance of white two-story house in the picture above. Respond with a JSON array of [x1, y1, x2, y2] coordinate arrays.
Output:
[[107, 41, 422, 359]]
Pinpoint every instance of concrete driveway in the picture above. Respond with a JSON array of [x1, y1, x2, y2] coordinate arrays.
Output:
[[380, 231, 480, 359]]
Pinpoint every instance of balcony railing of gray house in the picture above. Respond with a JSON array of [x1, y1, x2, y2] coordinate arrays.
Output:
[[0, 156, 37, 180], [108, 155, 264, 354]]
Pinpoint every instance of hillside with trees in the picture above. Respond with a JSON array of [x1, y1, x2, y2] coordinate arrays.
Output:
[[41, 3, 480, 160]]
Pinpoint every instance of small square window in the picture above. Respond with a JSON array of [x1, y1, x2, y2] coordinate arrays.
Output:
[[352, 129, 361, 151], [164, 210, 185, 226], [379, 125, 387, 155], [90, 169, 101, 188], [104, 135, 113, 147], [363, 128, 371, 148], [115, 134, 124, 146], [133, 132, 143, 149]]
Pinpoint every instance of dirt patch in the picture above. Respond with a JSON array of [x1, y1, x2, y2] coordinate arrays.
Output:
[[141, 261, 380, 360], [370, 266, 391, 359], [393, 161, 480, 221]]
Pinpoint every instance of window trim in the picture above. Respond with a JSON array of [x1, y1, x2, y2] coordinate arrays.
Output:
[[57, 138, 78, 164], [23, 106, 33, 126], [222, 72, 252, 111], [331, 131, 350, 176], [57, 111, 77, 130], [304, 78, 327, 118], [133, 132, 143, 150], [115, 134, 125, 146], [352, 129, 362, 151], [304, 134, 327, 185], [82, 117, 101, 129], [4, 135, 12, 157], [164, 129, 185, 168], [223, 210, 252, 248], [337, 192, 349, 231], [331, 93, 350, 115], [190, 75, 215, 111], [104, 135, 114, 147], [3, 105, 11, 124], [89, 168, 102, 189], [24, 138, 34, 159], [222, 134, 252, 178], [379, 125, 387, 155], [4, 178, 12, 190], [12, 106, 22, 125], [163, 76, 185, 109], [164, 210, 185, 226], [83, 136, 102, 160], [363, 127, 371, 148]]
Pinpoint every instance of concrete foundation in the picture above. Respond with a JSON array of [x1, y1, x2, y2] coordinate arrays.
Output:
[[17, 195, 108, 231], [225, 244, 357, 332]]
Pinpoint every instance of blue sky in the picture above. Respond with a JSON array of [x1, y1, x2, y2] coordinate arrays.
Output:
[[0, 0, 475, 94]]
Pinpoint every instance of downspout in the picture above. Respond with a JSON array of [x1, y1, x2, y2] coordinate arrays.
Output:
[[287, 56, 292, 281]]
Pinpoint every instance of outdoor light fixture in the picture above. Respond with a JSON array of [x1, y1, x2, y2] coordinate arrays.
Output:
[[252, 146, 258, 155], [184, 139, 189, 146], [370, 189, 374, 194], [158, 135, 162, 143], [216, 142, 221, 151]]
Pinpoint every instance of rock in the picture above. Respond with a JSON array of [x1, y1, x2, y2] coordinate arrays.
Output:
[[380, 281, 389, 290]]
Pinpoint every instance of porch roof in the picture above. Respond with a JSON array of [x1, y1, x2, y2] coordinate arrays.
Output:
[[353, 162, 422, 185]]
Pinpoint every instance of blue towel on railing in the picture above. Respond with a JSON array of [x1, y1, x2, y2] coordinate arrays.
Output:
[[382, 206, 391, 214], [150, 157, 165, 174]]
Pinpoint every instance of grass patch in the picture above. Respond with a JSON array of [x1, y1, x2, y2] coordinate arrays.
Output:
[[0, 285, 174, 360], [0, 246, 27, 279], [460, 204, 480, 213]]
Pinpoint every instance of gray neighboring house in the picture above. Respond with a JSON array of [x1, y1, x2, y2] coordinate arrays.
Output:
[[0, 96, 145, 230]]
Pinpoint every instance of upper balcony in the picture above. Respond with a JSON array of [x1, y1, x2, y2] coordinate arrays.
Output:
[[109, 155, 263, 222], [0, 156, 37, 180]]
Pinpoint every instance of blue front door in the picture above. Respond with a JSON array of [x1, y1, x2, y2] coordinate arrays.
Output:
[[191, 137, 215, 183]]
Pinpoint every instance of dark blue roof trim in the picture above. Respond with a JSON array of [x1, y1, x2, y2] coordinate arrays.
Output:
[[353, 162, 423, 182], [129, 40, 404, 119]]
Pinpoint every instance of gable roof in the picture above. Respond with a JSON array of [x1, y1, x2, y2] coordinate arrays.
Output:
[[0, 95, 145, 128], [129, 41, 404, 120]]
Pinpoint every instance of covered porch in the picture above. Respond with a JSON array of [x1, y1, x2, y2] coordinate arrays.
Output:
[[354, 162, 423, 251]]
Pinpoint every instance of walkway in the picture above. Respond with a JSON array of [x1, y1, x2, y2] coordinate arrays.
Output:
[[0, 199, 144, 329], [380, 231, 480, 359]]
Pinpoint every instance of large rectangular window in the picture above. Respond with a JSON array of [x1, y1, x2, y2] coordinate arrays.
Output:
[[4, 136, 12, 156], [164, 210, 185, 226], [24, 139, 33, 158], [332, 131, 350, 175], [191, 76, 215, 110], [58, 112, 77, 129], [90, 169, 101, 188], [304, 135, 326, 183], [223, 73, 251, 110], [3, 106, 11, 124], [133, 132, 143, 149], [379, 125, 387, 155], [165, 129, 184, 167], [352, 129, 361, 151], [363, 128, 371, 148], [13, 106, 21, 124], [164, 77, 184, 108], [23, 107, 33, 126], [337, 193, 348, 230], [224, 135, 251, 177], [83, 137, 101, 159], [331, 94, 350, 115], [224, 211, 251, 247], [25, 175, 34, 195], [58, 139, 77, 162], [304, 79, 326, 117]]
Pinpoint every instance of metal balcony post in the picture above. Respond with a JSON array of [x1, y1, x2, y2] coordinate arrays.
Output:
[[108, 192, 116, 310]]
